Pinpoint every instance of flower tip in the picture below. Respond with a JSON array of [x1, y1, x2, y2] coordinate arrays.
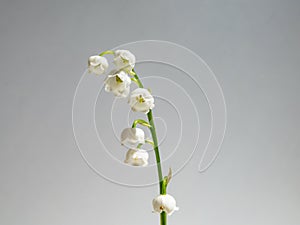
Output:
[[129, 88, 155, 113], [104, 71, 131, 98], [113, 50, 136, 72], [152, 194, 178, 215], [88, 55, 109, 75], [124, 148, 149, 167]]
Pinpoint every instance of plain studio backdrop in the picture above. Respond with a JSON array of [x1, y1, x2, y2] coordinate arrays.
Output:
[[0, 0, 299, 225]]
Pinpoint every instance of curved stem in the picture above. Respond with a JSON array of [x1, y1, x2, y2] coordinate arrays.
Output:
[[136, 143, 143, 149], [132, 119, 151, 128], [132, 70, 144, 88], [132, 69, 167, 225], [145, 139, 154, 146], [99, 50, 114, 56], [131, 77, 139, 86], [147, 110, 164, 189]]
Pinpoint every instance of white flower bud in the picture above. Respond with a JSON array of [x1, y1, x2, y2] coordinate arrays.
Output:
[[121, 128, 145, 146], [152, 194, 179, 215], [104, 70, 131, 98], [124, 149, 149, 166], [128, 88, 155, 114], [88, 55, 109, 75], [113, 50, 135, 72]]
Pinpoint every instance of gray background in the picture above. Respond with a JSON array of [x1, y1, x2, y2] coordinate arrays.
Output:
[[0, 0, 299, 225]]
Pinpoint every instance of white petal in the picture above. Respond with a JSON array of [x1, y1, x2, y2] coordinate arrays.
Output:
[[113, 50, 135, 72], [88, 55, 109, 75], [152, 194, 178, 215], [104, 71, 131, 97], [124, 149, 149, 166], [121, 128, 145, 146], [129, 88, 155, 113]]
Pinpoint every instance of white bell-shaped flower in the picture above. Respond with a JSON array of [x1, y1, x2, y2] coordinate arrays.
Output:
[[128, 88, 155, 114], [152, 194, 179, 215], [113, 50, 135, 72], [124, 149, 149, 166], [104, 70, 131, 98], [121, 128, 145, 146], [88, 55, 109, 75]]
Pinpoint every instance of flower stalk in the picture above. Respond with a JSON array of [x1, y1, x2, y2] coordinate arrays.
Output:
[[89, 50, 178, 225], [99, 50, 114, 56], [132, 119, 151, 128], [131, 69, 167, 225]]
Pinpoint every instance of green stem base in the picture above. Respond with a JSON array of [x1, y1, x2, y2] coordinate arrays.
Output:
[[161, 212, 167, 225]]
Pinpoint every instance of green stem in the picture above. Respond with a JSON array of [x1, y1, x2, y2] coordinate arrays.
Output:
[[131, 119, 151, 128], [99, 50, 114, 56], [136, 143, 143, 149], [132, 69, 167, 225], [132, 70, 144, 88], [161, 178, 167, 195], [161, 212, 167, 225], [147, 110, 164, 189], [145, 139, 154, 146]]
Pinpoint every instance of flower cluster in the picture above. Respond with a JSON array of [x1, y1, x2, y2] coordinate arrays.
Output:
[[88, 50, 154, 166], [120, 127, 149, 166], [88, 50, 178, 217], [88, 51, 154, 111]]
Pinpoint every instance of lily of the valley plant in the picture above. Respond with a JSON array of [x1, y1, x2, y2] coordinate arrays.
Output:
[[88, 50, 179, 225]]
